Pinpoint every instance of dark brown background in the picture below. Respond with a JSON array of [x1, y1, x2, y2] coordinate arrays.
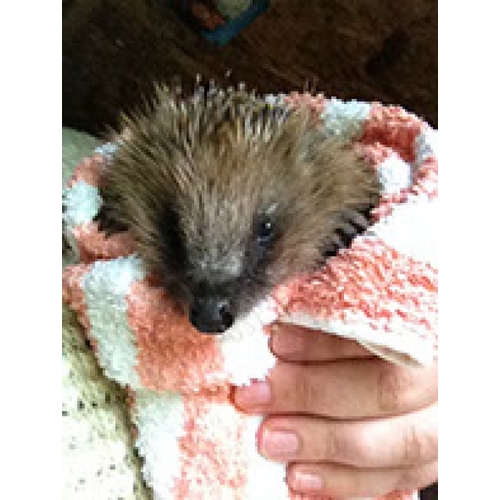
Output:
[[63, 0, 437, 137]]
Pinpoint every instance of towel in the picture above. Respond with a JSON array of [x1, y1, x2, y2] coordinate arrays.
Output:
[[62, 93, 438, 500]]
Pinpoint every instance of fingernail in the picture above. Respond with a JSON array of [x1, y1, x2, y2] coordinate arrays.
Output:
[[234, 381, 271, 411], [290, 470, 323, 492], [271, 325, 304, 356], [260, 429, 299, 459]]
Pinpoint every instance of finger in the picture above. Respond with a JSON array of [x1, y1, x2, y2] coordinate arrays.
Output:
[[234, 359, 438, 418], [258, 403, 438, 468], [287, 460, 438, 499], [270, 323, 374, 362]]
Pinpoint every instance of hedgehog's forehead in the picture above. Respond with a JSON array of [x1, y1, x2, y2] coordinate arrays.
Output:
[[180, 193, 253, 281], [177, 174, 277, 241], [188, 243, 245, 281], [181, 182, 263, 232]]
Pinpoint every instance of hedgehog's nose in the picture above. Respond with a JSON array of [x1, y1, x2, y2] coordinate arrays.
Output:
[[189, 296, 234, 334]]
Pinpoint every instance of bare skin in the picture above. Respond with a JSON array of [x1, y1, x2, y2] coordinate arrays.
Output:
[[234, 323, 438, 498]]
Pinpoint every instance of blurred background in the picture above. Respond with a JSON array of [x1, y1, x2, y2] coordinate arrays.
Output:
[[63, 0, 437, 137]]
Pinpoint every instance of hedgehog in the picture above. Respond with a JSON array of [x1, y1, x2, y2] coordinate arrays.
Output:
[[94, 84, 381, 333]]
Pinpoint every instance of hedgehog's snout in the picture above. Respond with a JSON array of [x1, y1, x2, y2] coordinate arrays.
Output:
[[189, 295, 235, 334]]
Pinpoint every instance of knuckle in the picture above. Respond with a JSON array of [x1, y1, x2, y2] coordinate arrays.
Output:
[[396, 462, 438, 491], [402, 423, 425, 465], [322, 423, 355, 461], [292, 370, 319, 410], [377, 363, 417, 414], [321, 427, 338, 460], [401, 418, 438, 465]]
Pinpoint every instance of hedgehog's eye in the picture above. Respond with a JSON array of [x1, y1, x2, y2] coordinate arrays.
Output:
[[256, 216, 275, 247]]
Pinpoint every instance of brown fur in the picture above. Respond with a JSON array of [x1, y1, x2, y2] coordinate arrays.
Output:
[[98, 85, 381, 330]]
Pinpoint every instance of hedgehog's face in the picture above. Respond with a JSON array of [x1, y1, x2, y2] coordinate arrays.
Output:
[[157, 194, 285, 334], [113, 93, 380, 334], [144, 128, 371, 334]]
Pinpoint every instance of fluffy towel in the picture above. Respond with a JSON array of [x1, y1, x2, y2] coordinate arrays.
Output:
[[62, 93, 438, 500]]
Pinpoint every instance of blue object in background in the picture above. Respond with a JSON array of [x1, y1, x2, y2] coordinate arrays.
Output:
[[200, 0, 270, 46]]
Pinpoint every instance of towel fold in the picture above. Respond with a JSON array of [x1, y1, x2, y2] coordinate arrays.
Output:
[[62, 93, 437, 500]]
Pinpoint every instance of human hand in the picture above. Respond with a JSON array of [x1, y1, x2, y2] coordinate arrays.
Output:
[[234, 324, 438, 498]]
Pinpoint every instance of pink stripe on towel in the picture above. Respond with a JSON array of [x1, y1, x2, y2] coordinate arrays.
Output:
[[73, 222, 136, 263], [62, 263, 92, 331], [275, 237, 437, 341], [67, 155, 105, 188], [360, 103, 425, 163], [175, 389, 250, 500], [127, 281, 227, 393]]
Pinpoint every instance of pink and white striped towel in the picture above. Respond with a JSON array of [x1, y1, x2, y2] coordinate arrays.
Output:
[[62, 94, 438, 500]]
